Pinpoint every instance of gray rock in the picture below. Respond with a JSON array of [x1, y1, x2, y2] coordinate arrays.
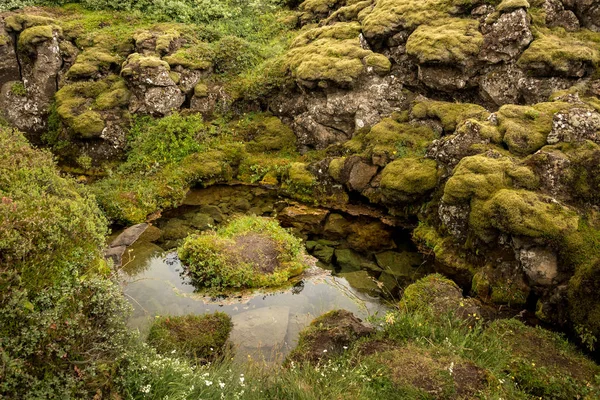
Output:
[[544, 0, 581, 31], [0, 25, 20, 86], [479, 63, 525, 106], [122, 53, 185, 116], [110, 223, 149, 247], [272, 74, 407, 150], [480, 9, 533, 64], [547, 107, 600, 145], [104, 245, 126, 267], [418, 65, 474, 91], [519, 247, 558, 286]]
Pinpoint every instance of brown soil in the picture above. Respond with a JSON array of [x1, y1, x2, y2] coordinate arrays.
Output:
[[226, 233, 280, 273]]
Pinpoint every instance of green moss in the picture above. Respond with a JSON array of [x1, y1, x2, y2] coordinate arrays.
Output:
[[18, 25, 59, 50], [411, 99, 489, 132], [517, 31, 600, 76], [380, 157, 439, 201], [71, 111, 105, 138], [363, 53, 391, 75], [361, 118, 438, 161], [442, 154, 538, 204], [163, 43, 213, 70], [193, 82, 209, 97], [147, 313, 232, 362], [360, 0, 455, 40], [472, 189, 579, 239], [10, 82, 26, 97], [328, 157, 345, 181], [285, 22, 384, 86], [238, 114, 297, 154], [4, 14, 56, 32], [0, 33, 10, 47], [178, 216, 306, 292], [67, 47, 120, 79], [486, 319, 600, 399], [413, 223, 477, 279], [498, 102, 573, 156], [121, 53, 171, 76], [496, 0, 530, 12], [406, 18, 482, 64], [94, 81, 131, 110], [156, 30, 180, 54], [400, 274, 461, 312]]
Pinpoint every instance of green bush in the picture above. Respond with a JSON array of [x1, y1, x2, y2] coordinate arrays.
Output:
[[147, 313, 232, 362], [178, 215, 306, 291], [0, 126, 107, 291]]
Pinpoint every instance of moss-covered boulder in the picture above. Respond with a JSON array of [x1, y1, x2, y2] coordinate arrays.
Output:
[[380, 157, 440, 203], [401, 274, 483, 320], [178, 216, 307, 292], [284, 22, 390, 87], [147, 313, 232, 363], [485, 319, 600, 399], [287, 310, 374, 364]]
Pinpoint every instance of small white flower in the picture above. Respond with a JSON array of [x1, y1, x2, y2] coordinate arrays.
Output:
[[219, 382, 225, 389], [140, 384, 151, 394], [205, 380, 213, 386], [323, 349, 328, 353], [343, 346, 348, 350], [171, 349, 176, 354]]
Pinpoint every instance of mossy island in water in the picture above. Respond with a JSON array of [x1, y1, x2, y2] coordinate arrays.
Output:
[[147, 313, 232, 363], [178, 216, 308, 292]]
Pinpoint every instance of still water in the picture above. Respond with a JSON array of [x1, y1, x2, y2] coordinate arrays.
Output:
[[120, 240, 388, 362]]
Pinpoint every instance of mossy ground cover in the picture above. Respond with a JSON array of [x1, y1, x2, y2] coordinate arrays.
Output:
[[147, 313, 232, 363], [178, 216, 307, 292]]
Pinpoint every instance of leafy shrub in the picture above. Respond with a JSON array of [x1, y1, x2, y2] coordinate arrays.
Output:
[[0, 126, 107, 291], [178, 215, 306, 291], [147, 313, 232, 363], [0, 276, 134, 398]]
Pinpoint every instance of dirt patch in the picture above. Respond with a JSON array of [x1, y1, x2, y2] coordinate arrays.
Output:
[[226, 233, 280, 273], [452, 362, 488, 398]]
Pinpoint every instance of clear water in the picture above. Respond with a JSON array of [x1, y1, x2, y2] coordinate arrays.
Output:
[[120, 240, 388, 363]]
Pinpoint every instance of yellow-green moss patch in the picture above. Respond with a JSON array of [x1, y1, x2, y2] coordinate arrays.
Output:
[[406, 19, 483, 65], [411, 99, 489, 132], [380, 157, 439, 201]]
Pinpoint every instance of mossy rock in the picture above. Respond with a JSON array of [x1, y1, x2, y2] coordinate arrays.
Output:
[[380, 157, 439, 202], [287, 309, 374, 364], [147, 313, 232, 363], [485, 319, 600, 399], [568, 259, 600, 343], [360, 0, 455, 41], [471, 189, 579, 240], [442, 153, 538, 204], [411, 99, 489, 132], [163, 43, 213, 70], [18, 25, 61, 51], [496, 0, 530, 12], [497, 101, 574, 156], [375, 251, 422, 277], [71, 111, 105, 138], [94, 82, 131, 110], [4, 14, 56, 32], [406, 18, 482, 65], [121, 53, 171, 77], [517, 32, 600, 77], [178, 216, 307, 292], [357, 118, 438, 162], [67, 47, 121, 79], [412, 224, 477, 286], [285, 22, 386, 86]]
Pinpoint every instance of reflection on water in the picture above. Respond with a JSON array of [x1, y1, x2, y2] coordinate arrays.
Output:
[[121, 240, 387, 362]]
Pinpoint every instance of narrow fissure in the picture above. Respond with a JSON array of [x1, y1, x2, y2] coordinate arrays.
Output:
[[11, 32, 23, 81]]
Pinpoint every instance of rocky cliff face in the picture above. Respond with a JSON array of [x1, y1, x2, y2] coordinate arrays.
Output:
[[1, 0, 600, 348]]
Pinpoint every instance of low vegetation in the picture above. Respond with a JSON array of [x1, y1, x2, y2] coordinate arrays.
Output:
[[178, 216, 307, 292]]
